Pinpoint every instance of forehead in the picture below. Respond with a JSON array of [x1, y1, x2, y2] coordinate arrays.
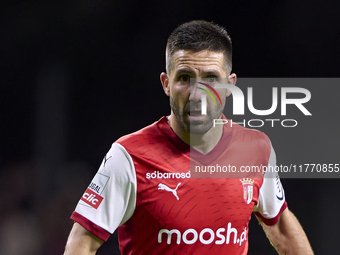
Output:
[[172, 50, 226, 74]]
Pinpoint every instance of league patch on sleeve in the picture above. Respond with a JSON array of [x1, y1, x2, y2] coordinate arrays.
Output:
[[80, 173, 109, 209]]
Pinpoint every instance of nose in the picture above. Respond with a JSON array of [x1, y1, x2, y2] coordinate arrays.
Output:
[[189, 82, 203, 102]]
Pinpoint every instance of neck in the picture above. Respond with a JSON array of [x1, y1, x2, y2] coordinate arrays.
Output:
[[168, 114, 224, 154]]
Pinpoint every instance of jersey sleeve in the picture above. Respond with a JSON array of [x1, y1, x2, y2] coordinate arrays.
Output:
[[71, 143, 137, 241], [253, 142, 287, 226]]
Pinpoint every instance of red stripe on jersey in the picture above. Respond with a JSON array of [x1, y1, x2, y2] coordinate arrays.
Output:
[[71, 211, 111, 241], [254, 201, 288, 226]]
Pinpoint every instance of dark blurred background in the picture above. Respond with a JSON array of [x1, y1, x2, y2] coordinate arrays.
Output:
[[1, 1, 339, 254]]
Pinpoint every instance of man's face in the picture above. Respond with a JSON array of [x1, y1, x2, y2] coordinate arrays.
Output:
[[162, 50, 235, 134]]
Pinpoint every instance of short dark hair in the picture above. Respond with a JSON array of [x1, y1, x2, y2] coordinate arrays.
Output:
[[166, 20, 232, 74]]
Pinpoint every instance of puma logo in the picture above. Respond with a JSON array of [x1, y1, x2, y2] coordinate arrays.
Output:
[[158, 183, 181, 200]]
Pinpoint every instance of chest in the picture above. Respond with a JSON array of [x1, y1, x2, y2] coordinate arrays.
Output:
[[133, 157, 260, 230]]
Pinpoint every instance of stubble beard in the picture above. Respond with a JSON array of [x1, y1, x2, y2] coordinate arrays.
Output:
[[170, 97, 225, 134]]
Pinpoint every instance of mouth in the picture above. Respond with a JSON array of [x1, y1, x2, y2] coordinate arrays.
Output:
[[187, 110, 206, 123], [188, 110, 202, 116]]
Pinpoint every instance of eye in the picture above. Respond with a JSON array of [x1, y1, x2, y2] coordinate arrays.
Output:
[[179, 75, 190, 82], [205, 76, 218, 83]]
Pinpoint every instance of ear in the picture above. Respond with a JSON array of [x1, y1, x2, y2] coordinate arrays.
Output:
[[226, 73, 237, 97], [160, 72, 170, 96]]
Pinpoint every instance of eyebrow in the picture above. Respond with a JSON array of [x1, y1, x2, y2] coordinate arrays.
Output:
[[174, 68, 195, 76], [202, 71, 221, 77], [174, 69, 222, 77]]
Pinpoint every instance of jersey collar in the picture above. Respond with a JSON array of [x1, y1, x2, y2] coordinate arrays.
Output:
[[157, 115, 233, 165]]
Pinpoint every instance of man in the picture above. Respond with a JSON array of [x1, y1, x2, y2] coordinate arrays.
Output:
[[64, 20, 313, 254]]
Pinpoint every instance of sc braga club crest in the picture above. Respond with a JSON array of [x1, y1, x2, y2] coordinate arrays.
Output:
[[240, 178, 254, 204]]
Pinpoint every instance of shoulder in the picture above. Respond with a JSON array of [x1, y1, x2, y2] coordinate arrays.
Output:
[[231, 122, 271, 149], [115, 116, 168, 153]]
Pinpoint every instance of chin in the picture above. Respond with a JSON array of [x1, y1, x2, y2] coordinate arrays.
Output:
[[180, 114, 213, 134], [188, 122, 213, 134]]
